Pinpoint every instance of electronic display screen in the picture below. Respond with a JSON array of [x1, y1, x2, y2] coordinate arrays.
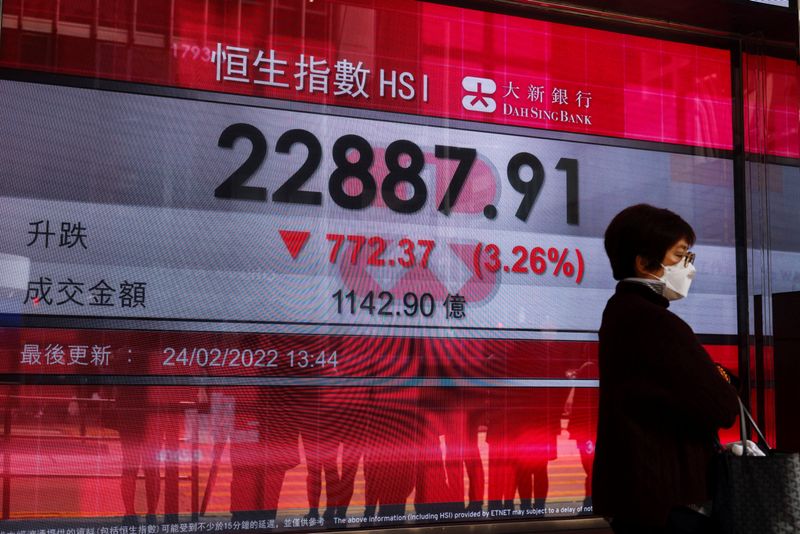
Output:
[[2, 1, 793, 532]]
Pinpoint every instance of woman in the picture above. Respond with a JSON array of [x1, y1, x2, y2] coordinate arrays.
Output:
[[593, 204, 739, 534]]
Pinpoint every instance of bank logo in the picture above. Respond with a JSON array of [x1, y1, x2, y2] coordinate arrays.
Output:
[[461, 76, 497, 113]]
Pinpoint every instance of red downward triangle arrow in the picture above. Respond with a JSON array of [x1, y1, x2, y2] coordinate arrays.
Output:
[[279, 230, 311, 260]]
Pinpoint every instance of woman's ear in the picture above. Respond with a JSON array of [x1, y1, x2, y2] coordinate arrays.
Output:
[[634, 255, 652, 278]]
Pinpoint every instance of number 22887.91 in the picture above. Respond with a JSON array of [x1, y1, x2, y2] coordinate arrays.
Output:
[[213, 124, 579, 223]]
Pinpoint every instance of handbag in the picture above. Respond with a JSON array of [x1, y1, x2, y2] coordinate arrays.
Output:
[[713, 397, 800, 533]]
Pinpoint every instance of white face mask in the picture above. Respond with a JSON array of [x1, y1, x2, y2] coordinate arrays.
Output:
[[658, 260, 696, 300]]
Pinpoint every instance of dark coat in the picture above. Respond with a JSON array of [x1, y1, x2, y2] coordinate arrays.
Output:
[[592, 281, 739, 526]]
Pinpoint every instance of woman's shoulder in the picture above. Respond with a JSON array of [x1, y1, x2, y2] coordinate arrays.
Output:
[[604, 282, 670, 317], [602, 283, 693, 335], [604, 285, 698, 343]]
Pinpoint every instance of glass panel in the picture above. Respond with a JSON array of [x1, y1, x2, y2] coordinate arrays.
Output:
[[0, 0, 744, 530]]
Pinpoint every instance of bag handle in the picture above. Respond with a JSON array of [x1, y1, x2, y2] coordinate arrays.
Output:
[[737, 396, 771, 451]]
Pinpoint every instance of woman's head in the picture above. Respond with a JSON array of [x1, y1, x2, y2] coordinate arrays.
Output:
[[604, 204, 696, 281]]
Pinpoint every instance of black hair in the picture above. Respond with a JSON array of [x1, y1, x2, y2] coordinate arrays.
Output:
[[604, 204, 696, 280]]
